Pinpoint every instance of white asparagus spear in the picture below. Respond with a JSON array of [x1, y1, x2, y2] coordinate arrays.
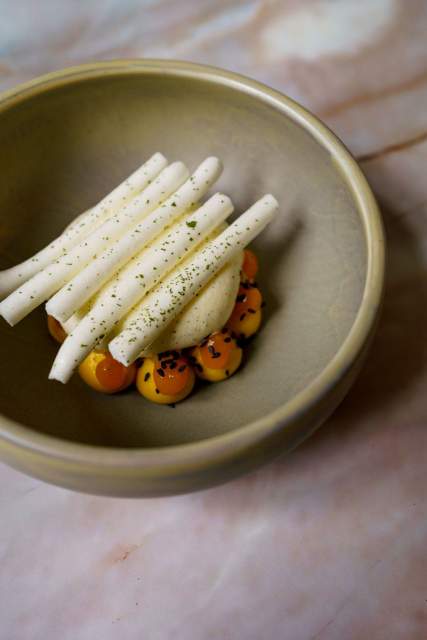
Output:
[[62, 300, 113, 351], [109, 194, 278, 365], [0, 162, 189, 326], [49, 193, 234, 383], [0, 153, 167, 298], [46, 157, 223, 323], [62, 309, 86, 334]]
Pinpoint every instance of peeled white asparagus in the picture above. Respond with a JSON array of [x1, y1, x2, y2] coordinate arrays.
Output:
[[0, 152, 167, 298], [62, 253, 242, 355], [63, 303, 112, 351], [60, 223, 233, 353], [0, 162, 189, 326], [49, 193, 233, 383], [60, 222, 236, 350], [62, 309, 86, 334], [46, 157, 223, 323], [109, 194, 278, 365]]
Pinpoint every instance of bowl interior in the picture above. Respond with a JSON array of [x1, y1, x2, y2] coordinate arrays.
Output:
[[0, 69, 366, 447]]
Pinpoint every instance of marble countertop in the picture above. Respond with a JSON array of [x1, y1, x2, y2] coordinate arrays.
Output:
[[1, 1, 426, 638]]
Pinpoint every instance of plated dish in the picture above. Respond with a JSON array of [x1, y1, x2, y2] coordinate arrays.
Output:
[[0, 60, 384, 496], [0, 153, 278, 405]]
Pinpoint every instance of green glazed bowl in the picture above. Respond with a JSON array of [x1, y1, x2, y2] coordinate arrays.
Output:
[[0, 60, 384, 496]]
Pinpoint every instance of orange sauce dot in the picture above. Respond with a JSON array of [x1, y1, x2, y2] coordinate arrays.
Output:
[[47, 314, 67, 343], [95, 354, 128, 392], [153, 356, 190, 395], [200, 331, 235, 370]]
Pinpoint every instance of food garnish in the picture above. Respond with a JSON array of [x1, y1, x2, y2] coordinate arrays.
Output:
[[0, 154, 278, 405]]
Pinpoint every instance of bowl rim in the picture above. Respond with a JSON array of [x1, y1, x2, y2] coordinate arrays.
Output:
[[0, 59, 385, 473]]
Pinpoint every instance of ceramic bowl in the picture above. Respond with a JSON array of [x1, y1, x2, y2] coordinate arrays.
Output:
[[0, 60, 384, 496]]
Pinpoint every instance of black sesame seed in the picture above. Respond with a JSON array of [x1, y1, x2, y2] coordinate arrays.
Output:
[[144, 372, 150, 382], [248, 308, 256, 314], [155, 388, 160, 394], [170, 361, 177, 370], [236, 294, 246, 303], [225, 369, 230, 376], [157, 368, 165, 377], [224, 336, 232, 343], [172, 350, 179, 360], [208, 345, 215, 355], [161, 360, 168, 369], [240, 313, 246, 321], [178, 364, 186, 372], [212, 351, 221, 359]]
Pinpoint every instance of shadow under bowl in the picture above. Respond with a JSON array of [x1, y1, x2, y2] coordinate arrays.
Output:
[[0, 60, 384, 496]]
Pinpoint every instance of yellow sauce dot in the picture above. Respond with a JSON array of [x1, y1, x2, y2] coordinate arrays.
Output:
[[136, 357, 195, 404], [78, 350, 136, 394], [191, 344, 242, 382], [227, 308, 262, 339]]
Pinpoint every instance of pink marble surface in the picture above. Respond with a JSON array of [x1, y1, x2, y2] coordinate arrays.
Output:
[[1, 1, 427, 638]]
